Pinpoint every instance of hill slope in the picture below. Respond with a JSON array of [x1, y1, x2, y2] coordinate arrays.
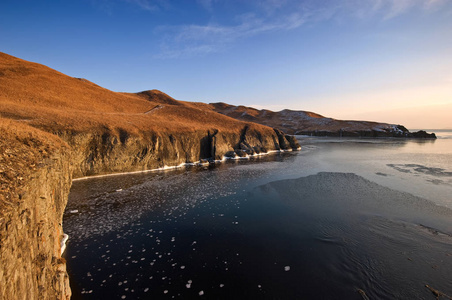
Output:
[[0, 52, 299, 170], [209, 102, 436, 138]]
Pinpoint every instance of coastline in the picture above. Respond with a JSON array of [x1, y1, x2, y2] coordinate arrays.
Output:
[[72, 148, 301, 182]]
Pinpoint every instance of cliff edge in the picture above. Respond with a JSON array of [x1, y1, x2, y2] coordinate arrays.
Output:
[[0, 53, 299, 299], [0, 120, 71, 299]]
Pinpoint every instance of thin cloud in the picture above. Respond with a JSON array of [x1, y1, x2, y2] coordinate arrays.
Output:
[[197, 0, 216, 11], [124, 0, 171, 11], [156, 12, 308, 58], [125, 0, 158, 11], [383, 0, 416, 19], [154, 0, 452, 58]]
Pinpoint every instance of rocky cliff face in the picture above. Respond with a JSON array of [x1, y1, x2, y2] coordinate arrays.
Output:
[[60, 126, 300, 178], [0, 121, 72, 300]]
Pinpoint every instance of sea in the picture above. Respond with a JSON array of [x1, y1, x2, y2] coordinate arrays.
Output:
[[64, 130, 452, 299]]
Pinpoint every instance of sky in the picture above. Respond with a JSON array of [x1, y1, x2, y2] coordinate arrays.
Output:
[[1, 0, 452, 129]]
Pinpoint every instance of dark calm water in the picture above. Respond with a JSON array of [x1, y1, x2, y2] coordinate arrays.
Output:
[[64, 132, 452, 299]]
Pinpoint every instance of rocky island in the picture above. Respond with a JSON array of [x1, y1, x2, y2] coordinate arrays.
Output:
[[0, 51, 435, 299]]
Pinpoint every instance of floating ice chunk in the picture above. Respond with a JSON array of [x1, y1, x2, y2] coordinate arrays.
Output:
[[70, 210, 78, 214], [186, 283, 191, 289], [164, 290, 168, 294], [180, 266, 185, 269], [199, 291, 204, 296], [284, 266, 290, 271], [116, 189, 123, 192], [144, 288, 149, 292], [220, 284, 224, 288], [121, 296, 126, 299]]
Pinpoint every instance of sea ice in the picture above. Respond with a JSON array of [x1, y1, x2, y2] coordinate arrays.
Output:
[[284, 266, 290, 271]]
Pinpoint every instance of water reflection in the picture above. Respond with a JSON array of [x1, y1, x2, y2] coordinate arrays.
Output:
[[65, 136, 452, 299]]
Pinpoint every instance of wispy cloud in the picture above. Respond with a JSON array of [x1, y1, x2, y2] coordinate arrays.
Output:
[[196, 0, 216, 12], [124, 0, 171, 11], [154, 0, 452, 58], [155, 11, 308, 58], [125, 0, 158, 11]]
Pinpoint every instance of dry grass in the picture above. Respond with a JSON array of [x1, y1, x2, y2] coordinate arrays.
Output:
[[0, 52, 275, 137], [0, 118, 67, 209]]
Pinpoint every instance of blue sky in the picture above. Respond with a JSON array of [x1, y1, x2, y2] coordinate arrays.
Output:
[[1, 0, 452, 128]]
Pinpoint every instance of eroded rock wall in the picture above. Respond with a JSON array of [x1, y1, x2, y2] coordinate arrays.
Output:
[[60, 126, 300, 178], [0, 121, 71, 300]]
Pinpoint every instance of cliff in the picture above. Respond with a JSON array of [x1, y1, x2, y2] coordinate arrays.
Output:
[[0, 120, 71, 299], [0, 53, 299, 299], [209, 103, 437, 138]]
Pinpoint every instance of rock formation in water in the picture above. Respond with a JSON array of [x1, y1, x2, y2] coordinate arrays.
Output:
[[0, 52, 299, 299], [209, 103, 437, 138]]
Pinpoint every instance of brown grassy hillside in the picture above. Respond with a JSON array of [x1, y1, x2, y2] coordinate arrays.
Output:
[[0, 52, 275, 136]]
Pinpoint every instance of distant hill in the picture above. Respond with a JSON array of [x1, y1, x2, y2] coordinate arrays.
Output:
[[208, 102, 436, 138]]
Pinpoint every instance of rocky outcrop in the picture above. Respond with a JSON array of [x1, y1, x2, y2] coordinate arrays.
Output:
[[0, 121, 71, 300], [210, 103, 437, 139], [298, 127, 437, 138], [58, 126, 300, 178], [407, 130, 437, 139]]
